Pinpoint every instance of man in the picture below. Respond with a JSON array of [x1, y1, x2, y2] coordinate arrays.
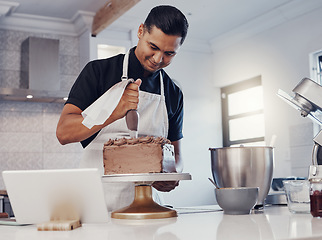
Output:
[[56, 5, 188, 210]]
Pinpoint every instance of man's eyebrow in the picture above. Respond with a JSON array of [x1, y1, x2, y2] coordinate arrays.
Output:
[[149, 42, 160, 50]]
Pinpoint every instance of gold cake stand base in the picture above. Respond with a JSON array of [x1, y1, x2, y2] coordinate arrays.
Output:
[[111, 185, 177, 220]]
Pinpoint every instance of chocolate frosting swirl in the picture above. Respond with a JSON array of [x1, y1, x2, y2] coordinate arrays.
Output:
[[104, 136, 170, 146], [127, 138, 140, 145], [138, 136, 154, 144], [113, 138, 127, 146]]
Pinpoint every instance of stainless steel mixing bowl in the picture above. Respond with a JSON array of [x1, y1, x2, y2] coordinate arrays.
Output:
[[209, 146, 274, 206]]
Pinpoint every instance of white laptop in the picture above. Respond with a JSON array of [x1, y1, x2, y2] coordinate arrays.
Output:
[[2, 168, 109, 224]]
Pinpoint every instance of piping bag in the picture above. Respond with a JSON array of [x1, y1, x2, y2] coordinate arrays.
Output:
[[81, 79, 135, 129]]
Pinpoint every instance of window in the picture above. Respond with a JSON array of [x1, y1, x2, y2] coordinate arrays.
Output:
[[221, 76, 265, 147]]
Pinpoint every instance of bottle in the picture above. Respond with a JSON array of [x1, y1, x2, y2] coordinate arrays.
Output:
[[310, 178, 322, 217]]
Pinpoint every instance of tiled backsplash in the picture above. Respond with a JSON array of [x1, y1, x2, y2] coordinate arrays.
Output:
[[0, 101, 83, 190], [0, 29, 83, 190]]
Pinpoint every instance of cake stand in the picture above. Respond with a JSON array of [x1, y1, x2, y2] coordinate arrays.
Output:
[[101, 173, 192, 220]]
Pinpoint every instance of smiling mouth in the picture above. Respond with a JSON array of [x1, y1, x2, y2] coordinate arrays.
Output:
[[148, 60, 159, 69]]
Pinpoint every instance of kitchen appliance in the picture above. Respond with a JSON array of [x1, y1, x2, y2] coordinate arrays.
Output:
[[209, 146, 274, 207], [277, 78, 322, 179], [0, 37, 68, 103]]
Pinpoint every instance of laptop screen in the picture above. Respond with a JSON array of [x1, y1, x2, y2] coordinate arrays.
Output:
[[2, 168, 108, 224]]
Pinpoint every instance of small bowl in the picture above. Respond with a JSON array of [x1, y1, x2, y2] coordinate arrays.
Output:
[[215, 187, 259, 215]]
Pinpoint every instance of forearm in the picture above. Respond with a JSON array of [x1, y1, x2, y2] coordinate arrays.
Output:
[[56, 114, 102, 145], [56, 104, 115, 145]]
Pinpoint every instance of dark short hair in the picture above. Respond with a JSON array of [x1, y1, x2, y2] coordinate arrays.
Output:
[[144, 5, 189, 45]]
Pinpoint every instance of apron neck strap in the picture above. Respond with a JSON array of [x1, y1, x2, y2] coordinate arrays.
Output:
[[122, 49, 164, 96], [121, 49, 130, 81], [159, 71, 164, 96]]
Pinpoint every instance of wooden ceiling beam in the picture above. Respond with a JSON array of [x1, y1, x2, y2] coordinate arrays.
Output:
[[91, 0, 141, 37]]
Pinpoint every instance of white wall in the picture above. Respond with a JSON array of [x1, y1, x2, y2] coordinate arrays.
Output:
[[158, 44, 222, 207], [211, 7, 322, 178]]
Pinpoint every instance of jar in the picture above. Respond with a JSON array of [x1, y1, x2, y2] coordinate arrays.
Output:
[[310, 178, 322, 217]]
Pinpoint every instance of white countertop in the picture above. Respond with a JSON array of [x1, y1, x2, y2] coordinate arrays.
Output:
[[1, 205, 322, 240]]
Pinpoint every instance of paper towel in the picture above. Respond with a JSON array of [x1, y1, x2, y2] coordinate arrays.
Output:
[[81, 79, 133, 129]]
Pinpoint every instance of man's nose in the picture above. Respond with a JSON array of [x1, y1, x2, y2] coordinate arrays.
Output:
[[153, 52, 163, 63]]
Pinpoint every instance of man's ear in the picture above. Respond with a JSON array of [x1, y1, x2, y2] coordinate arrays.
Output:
[[137, 24, 144, 39]]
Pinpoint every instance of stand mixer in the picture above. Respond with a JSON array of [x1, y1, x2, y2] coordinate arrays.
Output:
[[277, 78, 322, 178]]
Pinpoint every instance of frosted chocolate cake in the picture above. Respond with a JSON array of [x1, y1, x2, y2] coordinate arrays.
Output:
[[103, 136, 176, 174]]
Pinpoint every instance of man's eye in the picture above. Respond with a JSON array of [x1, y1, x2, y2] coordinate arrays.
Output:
[[165, 52, 175, 56]]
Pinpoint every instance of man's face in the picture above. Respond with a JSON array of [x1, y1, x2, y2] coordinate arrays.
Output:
[[135, 24, 182, 74]]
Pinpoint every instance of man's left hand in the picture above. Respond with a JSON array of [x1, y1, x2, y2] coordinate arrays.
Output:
[[152, 181, 179, 192]]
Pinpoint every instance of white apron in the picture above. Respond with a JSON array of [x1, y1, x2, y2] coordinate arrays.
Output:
[[79, 50, 169, 211]]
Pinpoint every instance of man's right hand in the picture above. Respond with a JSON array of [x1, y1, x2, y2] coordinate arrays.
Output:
[[56, 78, 142, 145], [110, 79, 142, 121]]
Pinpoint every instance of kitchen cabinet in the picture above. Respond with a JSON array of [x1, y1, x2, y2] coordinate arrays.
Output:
[[1, 205, 322, 240]]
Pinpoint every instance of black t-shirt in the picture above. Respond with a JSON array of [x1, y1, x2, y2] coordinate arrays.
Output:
[[66, 47, 184, 148]]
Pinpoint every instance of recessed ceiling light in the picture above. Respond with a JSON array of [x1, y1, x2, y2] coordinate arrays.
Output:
[[26, 95, 33, 99]]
